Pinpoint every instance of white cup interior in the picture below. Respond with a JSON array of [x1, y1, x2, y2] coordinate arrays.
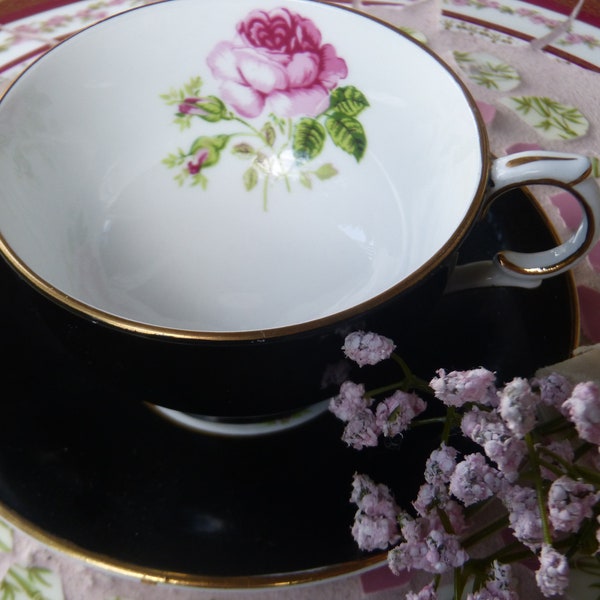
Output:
[[0, 0, 484, 334]]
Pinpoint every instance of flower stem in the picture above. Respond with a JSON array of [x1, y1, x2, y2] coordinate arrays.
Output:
[[390, 354, 431, 391], [525, 433, 553, 545], [441, 406, 456, 443]]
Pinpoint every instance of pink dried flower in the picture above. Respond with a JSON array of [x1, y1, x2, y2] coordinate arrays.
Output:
[[562, 382, 600, 445], [423, 528, 469, 573], [461, 407, 526, 481], [341, 409, 380, 450], [536, 439, 574, 481], [350, 473, 399, 520], [329, 381, 369, 421], [412, 481, 467, 534], [535, 545, 569, 597], [534, 373, 574, 411], [413, 482, 450, 516], [375, 390, 426, 437], [424, 444, 459, 485], [388, 537, 428, 574], [342, 331, 396, 367], [498, 377, 537, 437], [547, 476, 599, 533], [430, 368, 498, 408], [501, 484, 545, 551], [467, 561, 517, 599], [449, 453, 505, 507], [350, 474, 401, 551], [388, 518, 468, 574], [406, 582, 438, 600], [352, 511, 400, 551]]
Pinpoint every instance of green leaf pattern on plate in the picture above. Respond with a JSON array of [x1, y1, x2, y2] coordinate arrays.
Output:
[[501, 96, 590, 140], [453, 51, 521, 91], [0, 521, 12, 553], [0, 565, 63, 600]]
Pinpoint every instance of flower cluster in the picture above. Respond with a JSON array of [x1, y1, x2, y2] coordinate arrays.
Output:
[[330, 331, 600, 599]]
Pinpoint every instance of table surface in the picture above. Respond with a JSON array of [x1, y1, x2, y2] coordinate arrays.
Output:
[[0, 1, 599, 599]]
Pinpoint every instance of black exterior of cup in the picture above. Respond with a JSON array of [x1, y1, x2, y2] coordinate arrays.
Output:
[[22, 256, 450, 418]]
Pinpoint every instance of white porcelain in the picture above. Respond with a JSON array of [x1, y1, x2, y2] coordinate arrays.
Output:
[[0, 0, 597, 339]]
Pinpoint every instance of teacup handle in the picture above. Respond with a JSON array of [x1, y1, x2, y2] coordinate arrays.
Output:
[[446, 150, 600, 293]]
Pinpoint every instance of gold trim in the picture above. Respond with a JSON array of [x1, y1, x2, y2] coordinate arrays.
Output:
[[505, 155, 592, 186], [0, 0, 490, 342], [505, 155, 575, 168], [496, 186, 596, 277], [0, 502, 386, 589]]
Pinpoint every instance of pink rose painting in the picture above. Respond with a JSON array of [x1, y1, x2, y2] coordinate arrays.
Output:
[[207, 8, 348, 119], [162, 7, 369, 209]]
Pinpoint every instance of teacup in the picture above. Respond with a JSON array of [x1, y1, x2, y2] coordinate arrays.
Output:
[[0, 0, 597, 418]]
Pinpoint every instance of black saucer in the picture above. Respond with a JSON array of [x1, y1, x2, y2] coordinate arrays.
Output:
[[0, 188, 577, 587]]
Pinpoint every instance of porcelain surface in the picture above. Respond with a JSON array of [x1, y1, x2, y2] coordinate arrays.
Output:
[[0, 0, 485, 333]]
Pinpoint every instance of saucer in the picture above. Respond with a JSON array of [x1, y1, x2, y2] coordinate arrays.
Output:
[[0, 187, 577, 588]]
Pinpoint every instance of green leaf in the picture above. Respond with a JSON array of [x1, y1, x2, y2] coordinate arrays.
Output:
[[232, 142, 256, 158], [299, 172, 312, 189], [195, 95, 229, 123], [501, 96, 589, 140], [293, 118, 326, 161], [262, 122, 277, 147], [160, 76, 203, 105], [314, 163, 338, 180], [243, 167, 259, 191], [328, 86, 370, 117], [325, 114, 367, 161]]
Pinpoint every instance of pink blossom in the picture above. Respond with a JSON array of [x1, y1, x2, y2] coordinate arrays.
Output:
[[342, 331, 396, 367], [449, 453, 504, 506], [413, 482, 449, 516], [534, 373, 573, 411], [536, 439, 574, 481], [388, 538, 428, 574], [562, 382, 600, 444], [329, 381, 369, 421], [406, 582, 438, 600], [350, 474, 400, 550], [498, 377, 538, 437], [341, 409, 380, 450], [352, 511, 400, 551], [461, 407, 526, 481], [412, 479, 468, 533], [424, 444, 459, 485], [470, 561, 517, 600], [430, 368, 498, 408], [206, 8, 347, 118], [467, 590, 516, 600], [535, 545, 569, 597], [547, 476, 599, 533], [375, 390, 426, 437], [501, 484, 545, 550], [388, 518, 468, 574], [350, 473, 399, 520], [187, 148, 209, 175], [423, 529, 469, 573]]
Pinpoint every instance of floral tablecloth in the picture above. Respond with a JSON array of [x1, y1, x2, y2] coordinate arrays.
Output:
[[0, 0, 599, 598]]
